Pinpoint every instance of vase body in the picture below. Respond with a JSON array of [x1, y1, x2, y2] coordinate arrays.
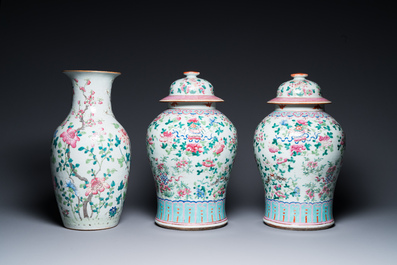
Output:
[[254, 74, 345, 230], [146, 72, 237, 230], [50, 70, 131, 230]]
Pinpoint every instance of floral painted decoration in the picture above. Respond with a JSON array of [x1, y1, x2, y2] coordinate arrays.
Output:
[[51, 71, 130, 230], [160, 72, 223, 102], [268, 73, 331, 104], [254, 73, 345, 230], [147, 72, 238, 230]]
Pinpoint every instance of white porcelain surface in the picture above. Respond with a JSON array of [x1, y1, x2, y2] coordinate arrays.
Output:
[[50, 70, 130, 230]]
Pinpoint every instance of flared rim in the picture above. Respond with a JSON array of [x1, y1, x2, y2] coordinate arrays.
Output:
[[267, 97, 331, 105], [63, 70, 121, 75], [160, 95, 224, 102]]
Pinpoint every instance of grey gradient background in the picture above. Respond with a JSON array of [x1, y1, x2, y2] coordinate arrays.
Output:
[[1, 0, 396, 264]]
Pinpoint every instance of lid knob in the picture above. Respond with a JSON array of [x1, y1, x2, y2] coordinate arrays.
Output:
[[291, 73, 308, 80], [184, 71, 200, 78]]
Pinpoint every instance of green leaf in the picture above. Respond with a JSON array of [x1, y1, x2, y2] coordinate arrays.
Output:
[[113, 123, 120, 129], [118, 181, 125, 191], [116, 194, 122, 204], [117, 158, 124, 168]]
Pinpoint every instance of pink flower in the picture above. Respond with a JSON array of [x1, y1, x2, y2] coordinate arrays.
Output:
[[176, 116, 181, 121], [176, 160, 187, 168], [319, 135, 330, 142], [269, 145, 279, 153], [60, 128, 80, 148], [327, 166, 336, 174], [74, 79, 78, 83], [202, 159, 215, 167], [188, 118, 199, 123], [177, 189, 186, 197], [306, 189, 314, 199], [214, 140, 225, 154], [79, 87, 86, 92], [119, 128, 129, 145], [148, 137, 154, 145], [290, 144, 306, 154], [86, 118, 96, 127], [277, 158, 288, 164], [307, 161, 318, 168], [297, 119, 308, 125], [85, 177, 110, 196], [87, 80, 91, 85], [275, 190, 286, 198], [273, 184, 281, 190], [160, 131, 174, 144], [185, 188, 191, 195], [186, 143, 203, 153], [159, 183, 171, 192]]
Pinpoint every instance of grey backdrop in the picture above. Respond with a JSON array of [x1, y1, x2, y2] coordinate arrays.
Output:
[[1, 1, 396, 264]]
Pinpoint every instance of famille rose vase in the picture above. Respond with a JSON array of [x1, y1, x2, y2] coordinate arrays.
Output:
[[253, 73, 345, 230], [146, 71, 238, 230], [50, 70, 131, 230]]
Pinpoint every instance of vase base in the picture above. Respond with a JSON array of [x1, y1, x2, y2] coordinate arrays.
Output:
[[155, 219, 228, 231], [263, 218, 334, 231], [64, 224, 118, 231], [63, 221, 119, 231]]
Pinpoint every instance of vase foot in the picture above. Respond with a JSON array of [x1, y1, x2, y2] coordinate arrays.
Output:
[[263, 218, 334, 231], [62, 219, 120, 231], [154, 218, 228, 231], [64, 223, 118, 231]]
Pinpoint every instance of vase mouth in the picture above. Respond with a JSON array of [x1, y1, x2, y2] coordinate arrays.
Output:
[[63, 70, 121, 75]]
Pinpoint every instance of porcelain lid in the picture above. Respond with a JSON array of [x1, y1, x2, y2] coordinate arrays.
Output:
[[268, 73, 331, 104], [160, 71, 224, 102]]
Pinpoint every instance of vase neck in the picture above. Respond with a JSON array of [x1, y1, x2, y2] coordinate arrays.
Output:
[[168, 102, 216, 109], [274, 104, 325, 112], [64, 71, 120, 118]]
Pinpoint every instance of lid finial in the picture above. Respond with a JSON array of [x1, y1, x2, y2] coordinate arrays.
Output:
[[291, 73, 308, 80], [184, 71, 200, 78]]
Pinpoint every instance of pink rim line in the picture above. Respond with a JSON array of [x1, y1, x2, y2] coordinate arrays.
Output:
[[263, 216, 334, 226], [160, 95, 224, 102], [155, 217, 227, 226], [267, 97, 331, 104]]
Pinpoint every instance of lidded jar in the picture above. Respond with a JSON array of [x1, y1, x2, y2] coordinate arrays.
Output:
[[253, 73, 345, 230], [146, 71, 238, 230]]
